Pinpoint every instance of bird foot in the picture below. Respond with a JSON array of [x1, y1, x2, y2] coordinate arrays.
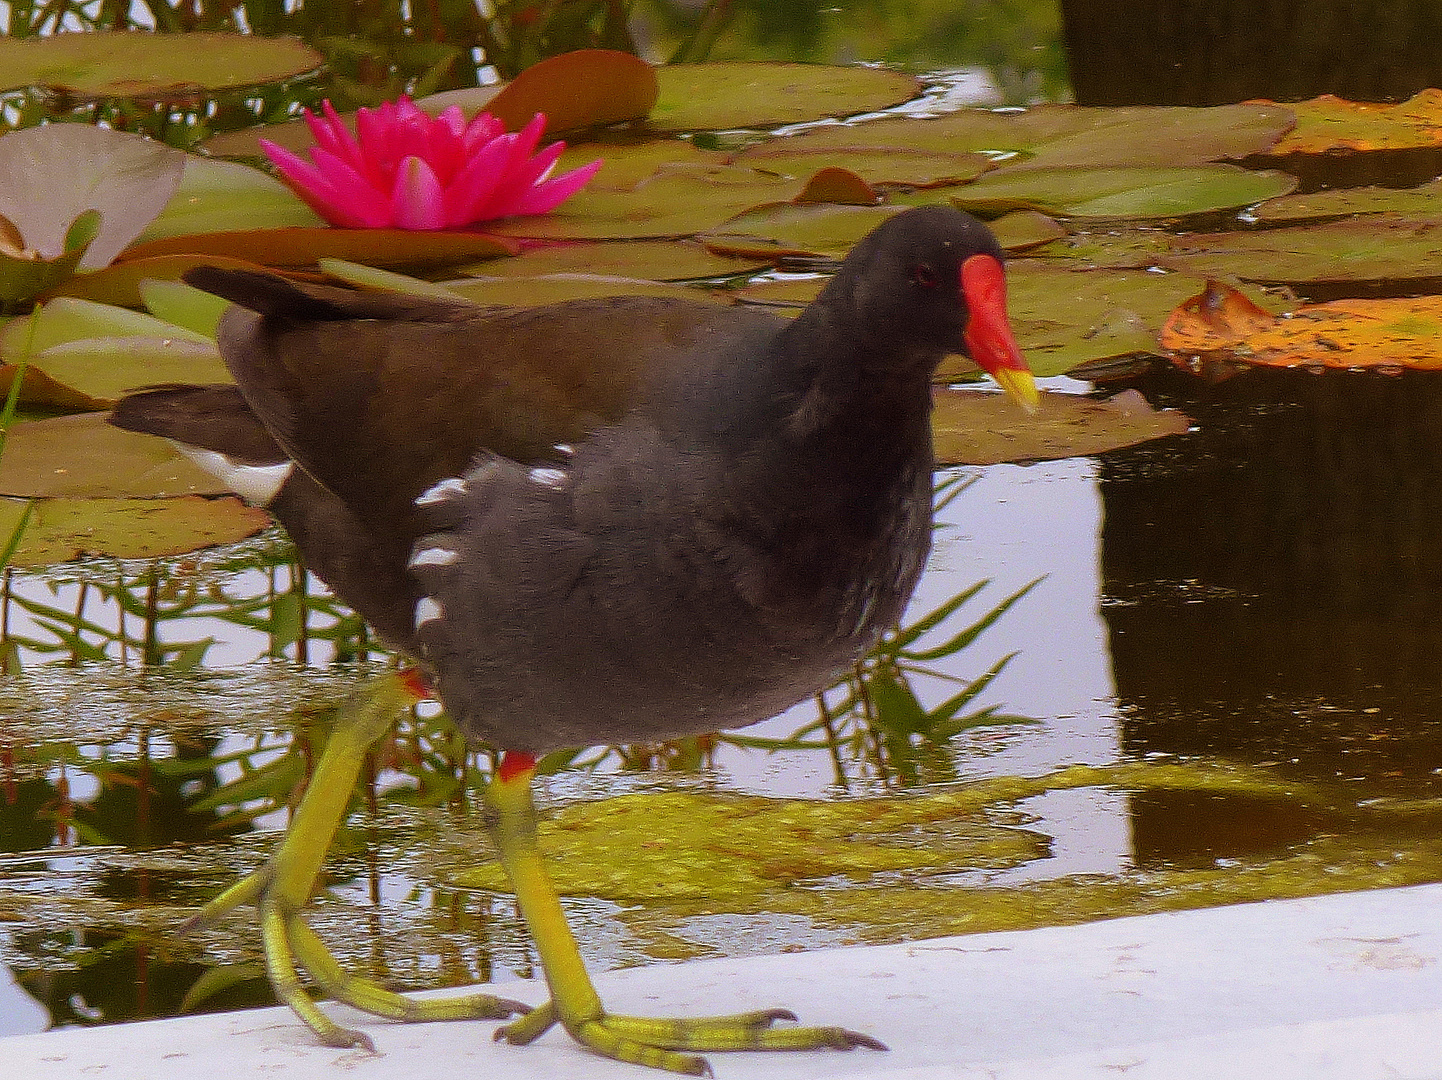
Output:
[[182, 674, 531, 1051], [494, 999, 885, 1076]]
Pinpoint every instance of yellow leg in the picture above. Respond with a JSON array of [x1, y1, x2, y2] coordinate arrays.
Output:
[[186, 672, 528, 1050], [487, 753, 886, 1076]]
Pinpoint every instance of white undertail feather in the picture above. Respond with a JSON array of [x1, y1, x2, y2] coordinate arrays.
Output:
[[174, 445, 293, 506]]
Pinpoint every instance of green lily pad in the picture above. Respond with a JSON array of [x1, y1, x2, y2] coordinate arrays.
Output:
[[557, 136, 730, 192], [1020, 227, 1174, 269], [0, 412, 228, 498], [0, 209, 99, 312], [442, 275, 730, 308], [1252, 179, 1442, 224], [932, 387, 1191, 466], [650, 62, 919, 132], [702, 203, 905, 258], [138, 280, 228, 339], [454, 240, 770, 282], [0, 31, 323, 99], [0, 495, 271, 566], [320, 259, 471, 300], [44, 253, 272, 309], [746, 102, 1294, 167], [0, 297, 227, 403], [733, 145, 993, 189], [120, 227, 519, 270], [988, 210, 1068, 252], [1001, 262, 1259, 377], [0, 124, 186, 272], [949, 165, 1297, 220], [1161, 216, 1442, 284], [134, 156, 325, 244], [484, 169, 800, 241]]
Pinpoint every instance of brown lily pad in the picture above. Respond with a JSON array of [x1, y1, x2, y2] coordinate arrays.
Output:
[[933, 387, 1191, 466], [0, 495, 271, 566], [485, 49, 659, 134], [45, 253, 272, 308]]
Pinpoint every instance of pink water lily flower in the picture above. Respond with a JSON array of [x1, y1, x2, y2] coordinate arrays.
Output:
[[261, 97, 602, 230]]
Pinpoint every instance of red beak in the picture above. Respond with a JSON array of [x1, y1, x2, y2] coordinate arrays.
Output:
[[960, 253, 1038, 412]]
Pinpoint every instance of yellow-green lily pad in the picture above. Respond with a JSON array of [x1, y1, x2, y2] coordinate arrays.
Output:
[[933, 387, 1191, 466], [0, 412, 228, 498], [134, 156, 325, 245], [0, 494, 270, 566], [950, 165, 1297, 220], [650, 62, 920, 132], [454, 240, 770, 282], [0, 31, 323, 99], [702, 203, 905, 258], [442, 275, 730, 308], [734, 145, 993, 188]]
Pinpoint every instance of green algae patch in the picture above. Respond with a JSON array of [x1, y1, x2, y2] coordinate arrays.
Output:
[[450, 760, 1442, 958]]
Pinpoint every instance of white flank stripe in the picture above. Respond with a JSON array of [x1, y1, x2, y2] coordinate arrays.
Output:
[[175, 445, 293, 505], [414, 596, 444, 628], [415, 476, 468, 506], [409, 546, 458, 568]]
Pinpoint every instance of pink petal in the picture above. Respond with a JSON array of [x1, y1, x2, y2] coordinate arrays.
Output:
[[440, 132, 516, 226], [478, 139, 566, 219], [391, 155, 447, 230], [438, 105, 467, 138], [509, 158, 603, 216], [305, 146, 394, 227], [461, 112, 505, 154]]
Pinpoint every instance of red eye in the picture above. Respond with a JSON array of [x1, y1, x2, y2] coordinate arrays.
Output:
[[911, 263, 937, 288]]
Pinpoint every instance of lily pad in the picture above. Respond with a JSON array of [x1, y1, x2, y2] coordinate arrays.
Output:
[[453, 240, 770, 282], [702, 203, 905, 258], [442, 275, 731, 308], [44, 253, 273, 309], [119, 227, 519, 270], [1252, 178, 1442, 224], [0, 412, 228, 498], [0, 124, 186, 270], [0, 31, 323, 99], [988, 211, 1068, 252], [649, 62, 920, 133], [484, 49, 659, 134], [932, 387, 1191, 466], [1161, 216, 1442, 285], [484, 170, 800, 241], [0, 210, 99, 311], [1263, 89, 1442, 154], [949, 165, 1297, 220], [1161, 280, 1442, 370], [134, 156, 325, 244], [0, 495, 271, 566], [557, 135, 730, 192], [744, 102, 1294, 167], [734, 145, 993, 189], [793, 167, 879, 205]]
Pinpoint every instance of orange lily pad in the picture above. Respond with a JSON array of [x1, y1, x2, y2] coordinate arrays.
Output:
[[933, 388, 1191, 466], [118, 227, 520, 270], [1260, 89, 1442, 154], [485, 49, 658, 134], [1162, 280, 1442, 371]]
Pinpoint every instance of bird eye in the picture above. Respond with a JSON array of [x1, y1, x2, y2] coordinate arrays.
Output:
[[911, 263, 937, 288]]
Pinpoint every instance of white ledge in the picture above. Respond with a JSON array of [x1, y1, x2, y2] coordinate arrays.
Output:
[[6, 883, 1442, 1079]]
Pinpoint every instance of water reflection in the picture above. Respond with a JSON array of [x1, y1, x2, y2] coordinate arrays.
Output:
[[1101, 366, 1442, 862]]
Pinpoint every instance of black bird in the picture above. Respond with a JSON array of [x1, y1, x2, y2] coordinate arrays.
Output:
[[111, 205, 1036, 1074]]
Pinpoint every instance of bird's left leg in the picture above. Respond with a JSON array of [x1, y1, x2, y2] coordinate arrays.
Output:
[[186, 671, 528, 1050]]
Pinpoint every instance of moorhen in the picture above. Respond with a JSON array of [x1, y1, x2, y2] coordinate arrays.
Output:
[[110, 205, 1037, 1074]]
